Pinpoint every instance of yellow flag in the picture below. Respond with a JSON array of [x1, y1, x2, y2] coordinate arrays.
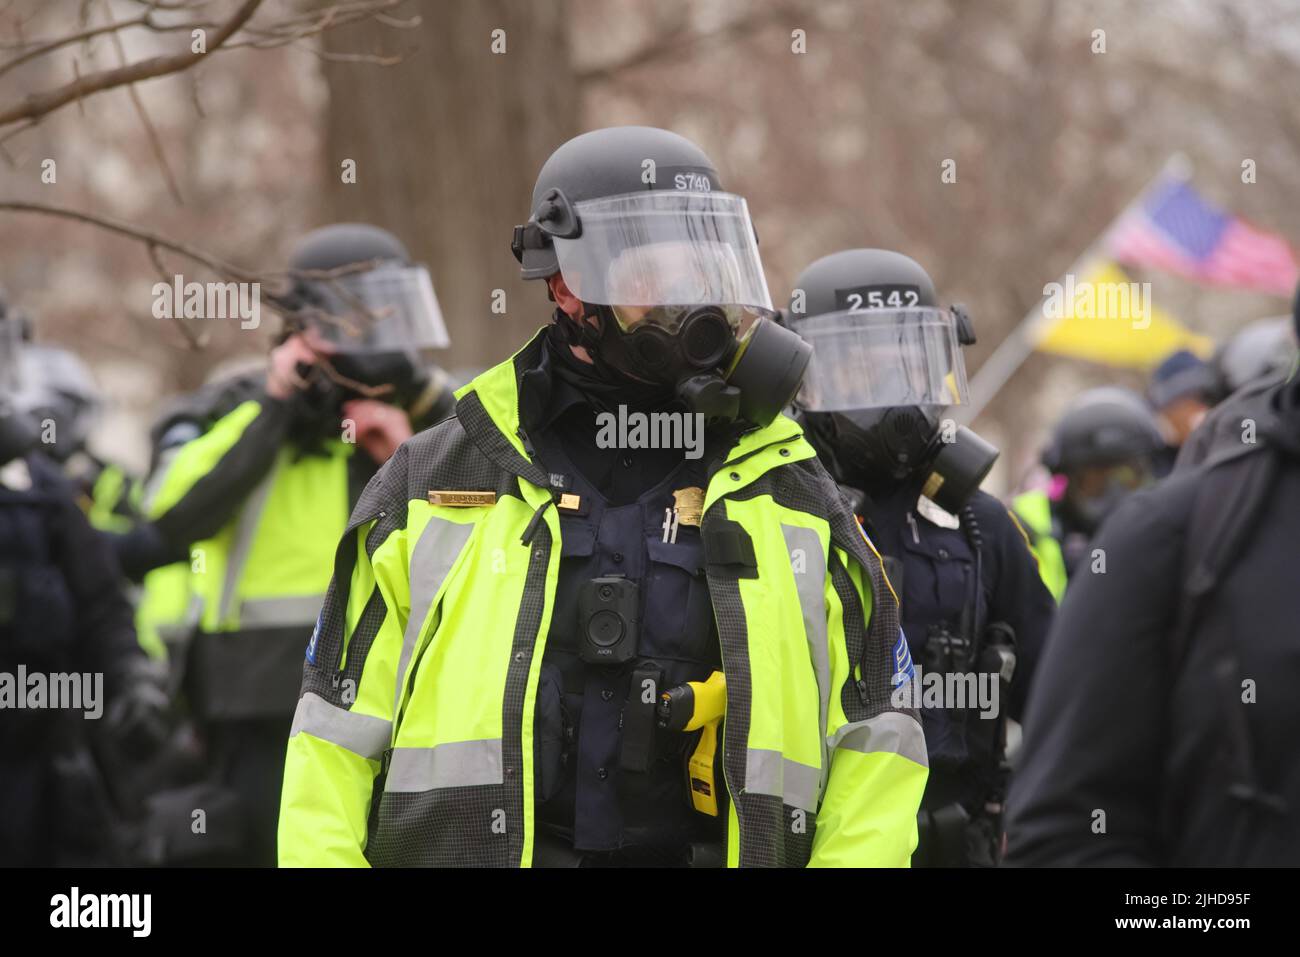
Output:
[[1034, 261, 1213, 368]]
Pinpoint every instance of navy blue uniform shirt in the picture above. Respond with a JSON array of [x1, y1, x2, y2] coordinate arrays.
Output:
[[858, 479, 1054, 811], [522, 341, 725, 855]]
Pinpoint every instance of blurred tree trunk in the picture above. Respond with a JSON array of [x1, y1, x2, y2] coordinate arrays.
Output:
[[320, 0, 578, 371]]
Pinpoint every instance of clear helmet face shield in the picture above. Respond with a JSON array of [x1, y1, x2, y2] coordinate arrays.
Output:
[[793, 307, 970, 412], [299, 263, 450, 354], [552, 191, 776, 341]]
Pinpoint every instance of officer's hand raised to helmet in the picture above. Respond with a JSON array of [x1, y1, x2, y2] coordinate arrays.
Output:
[[267, 331, 336, 400], [342, 397, 413, 465]]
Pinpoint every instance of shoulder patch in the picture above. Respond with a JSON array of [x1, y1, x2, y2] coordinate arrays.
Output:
[[305, 610, 322, 665], [891, 629, 916, 688]]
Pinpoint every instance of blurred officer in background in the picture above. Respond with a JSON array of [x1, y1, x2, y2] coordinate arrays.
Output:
[[129, 360, 270, 665], [1145, 348, 1217, 473], [1211, 313, 1297, 400], [1004, 290, 1300, 866], [0, 306, 168, 866], [16, 343, 144, 532], [1178, 287, 1300, 470], [0, 292, 143, 537], [279, 127, 928, 868], [1011, 388, 1164, 602], [785, 249, 1054, 866], [117, 224, 454, 865]]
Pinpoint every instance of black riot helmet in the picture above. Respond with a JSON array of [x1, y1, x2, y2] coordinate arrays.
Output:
[[1043, 387, 1166, 475], [285, 223, 449, 397], [1043, 386, 1165, 533], [512, 126, 810, 427], [786, 249, 995, 512]]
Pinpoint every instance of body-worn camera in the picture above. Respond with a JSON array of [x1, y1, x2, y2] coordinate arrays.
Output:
[[577, 575, 639, 666]]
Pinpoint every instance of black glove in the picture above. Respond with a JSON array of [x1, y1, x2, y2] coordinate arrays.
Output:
[[105, 658, 172, 758]]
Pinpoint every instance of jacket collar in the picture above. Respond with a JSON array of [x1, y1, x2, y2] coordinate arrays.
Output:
[[454, 324, 811, 488], [452, 328, 550, 488]]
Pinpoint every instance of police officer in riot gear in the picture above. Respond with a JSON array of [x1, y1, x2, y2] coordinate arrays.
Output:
[[13, 340, 147, 537], [1012, 387, 1165, 600], [514, 127, 812, 864], [785, 248, 1055, 866], [118, 224, 454, 865], [0, 306, 168, 866], [0, 290, 139, 531], [279, 128, 927, 868]]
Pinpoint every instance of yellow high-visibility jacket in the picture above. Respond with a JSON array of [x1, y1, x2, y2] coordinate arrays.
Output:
[[279, 331, 928, 867]]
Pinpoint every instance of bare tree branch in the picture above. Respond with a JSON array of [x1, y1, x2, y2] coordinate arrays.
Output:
[[277, 38, 400, 66], [146, 239, 207, 348], [576, 1, 811, 83], [225, 0, 417, 54], [0, 0, 415, 131], [0, 117, 35, 156], [100, 0, 185, 205], [0, 6, 222, 74], [0, 201, 413, 356], [0, 14, 148, 64], [0, 0, 262, 128], [0, 198, 263, 282]]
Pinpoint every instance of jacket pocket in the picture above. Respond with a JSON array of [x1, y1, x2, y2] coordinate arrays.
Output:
[[642, 534, 715, 662], [534, 662, 567, 804]]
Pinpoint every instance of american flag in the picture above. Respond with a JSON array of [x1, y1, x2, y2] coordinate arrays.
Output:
[[1107, 178, 1299, 297]]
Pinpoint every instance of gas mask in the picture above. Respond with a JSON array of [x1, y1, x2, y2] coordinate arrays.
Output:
[[817, 410, 998, 512], [559, 300, 810, 426], [532, 187, 809, 427], [827, 406, 940, 483], [794, 303, 994, 508]]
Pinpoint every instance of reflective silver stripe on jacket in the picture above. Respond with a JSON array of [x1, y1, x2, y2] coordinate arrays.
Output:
[[217, 468, 277, 624], [745, 749, 821, 812], [290, 691, 392, 761], [828, 710, 929, 767], [782, 523, 831, 793], [392, 517, 476, 717], [240, 594, 324, 628], [384, 739, 503, 792]]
